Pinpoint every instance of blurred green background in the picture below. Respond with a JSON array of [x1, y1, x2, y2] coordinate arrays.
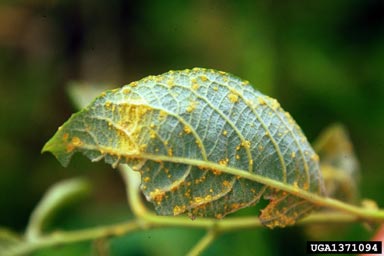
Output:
[[0, 0, 383, 255]]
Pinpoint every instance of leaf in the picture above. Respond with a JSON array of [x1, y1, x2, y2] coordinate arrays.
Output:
[[26, 178, 91, 240], [313, 124, 360, 203], [42, 68, 325, 228], [0, 228, 22, 254], [67, 81, 114, 109]]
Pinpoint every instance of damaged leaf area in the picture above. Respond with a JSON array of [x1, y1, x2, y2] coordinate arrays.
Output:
[[42, 68, 325, 228], [314, 124, 360, 203]]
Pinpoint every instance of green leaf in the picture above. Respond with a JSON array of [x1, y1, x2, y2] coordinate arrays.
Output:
[[42, 68, 325, 228], [0, 228, 22, 254], [26, 178, 91, 240], [67, 81, 115, 109], [314, 124, 360, 203]]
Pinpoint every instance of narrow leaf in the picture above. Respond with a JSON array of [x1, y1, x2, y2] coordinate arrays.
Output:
[[26, 178, 91, 240], [0, 228, 22, 254], [42, 68, 325, 228]]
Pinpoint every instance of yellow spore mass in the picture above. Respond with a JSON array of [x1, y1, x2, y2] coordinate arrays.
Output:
[[130, 81, 138, 87], [159, 110, 168, 119], [193, 196, 203, 204], [186, 101, 197, 113], [184, 126, 192, 134], [215, 213, 223, 219], [173, 205, 186, 215], [62, 133, 69, 141], [231, 203, 242, 210], [222, 180, 231, 187], [258, 97, 266, 105], [270, 98, 280, 110], [122, 88, 130, 94], [228, 93, 239, 103], [241, 140, 251, 149], [186, 106, 194, 113], [184, 189, 191, 198], [192, 83, 199, 90], [311, 154, 319, 162], [293, 181, 300, 192], [105, 101, 112, 109], [150, 188, 166, 204], [212, 169, 222, 175], [218, 158, 229, 166], [65, 136, 83, 153], [71, 137, 82, 146], [66, 144, 75, 153], [167, 78, 175, 88], [110, 101, 152, 156], [193, 195, 212, 205]]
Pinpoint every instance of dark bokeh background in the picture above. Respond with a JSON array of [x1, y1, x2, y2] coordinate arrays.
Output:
[[0, 1, 383, 255]]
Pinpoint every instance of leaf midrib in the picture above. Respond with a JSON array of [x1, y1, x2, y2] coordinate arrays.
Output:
[[78, 143, 320, 205]]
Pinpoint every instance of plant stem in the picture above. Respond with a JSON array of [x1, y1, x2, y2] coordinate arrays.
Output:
[[6, 164, 378, 256], [5, 220, 141, 256], [6, 211, 360, 256], [186, 229, 217, 256]]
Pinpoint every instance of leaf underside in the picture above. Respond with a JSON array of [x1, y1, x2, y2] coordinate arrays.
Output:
[[43, 68, 325, 228]]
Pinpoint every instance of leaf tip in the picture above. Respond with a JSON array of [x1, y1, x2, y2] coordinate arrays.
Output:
[[41, 128, 74, 167]]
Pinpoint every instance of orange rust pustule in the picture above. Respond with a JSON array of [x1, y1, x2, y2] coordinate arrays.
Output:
[[65, 136, 82, 153]]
